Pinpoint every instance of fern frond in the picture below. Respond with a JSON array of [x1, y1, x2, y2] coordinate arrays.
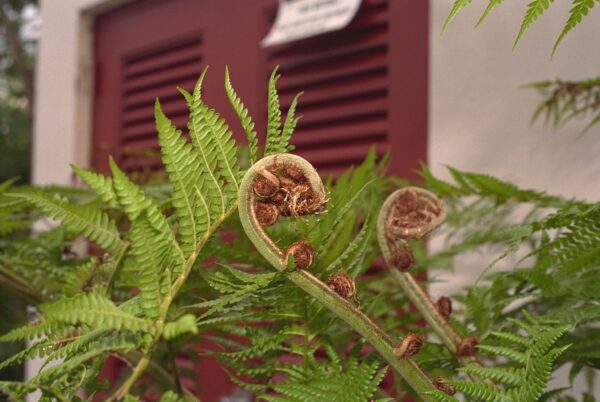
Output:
[[476, 345, 528, 364], [162, 314, 198, 340], [159, 390, 183, 402], [63, 258, 100, 296], [476, 0, 506, 27], [0, 319, 66, 342], [12, 192, 124, 255], [109, 157, 184, 265], [443, 0, 473, 32], [459, 365, 524, 386], [225, 66, 259, 164], [532, 325, 570, 355], [514, 0, 555, 48], [450, 380, 510, 401], [553, 0, 599, 55], [156, 100, 208, 256], [280, 92, 303, 153], [130, 215, 174, 319], [39, 292, 154, 333], [265, 67, 283, 155], [70, 164, 118, 207], [179, 68, 228, 220]]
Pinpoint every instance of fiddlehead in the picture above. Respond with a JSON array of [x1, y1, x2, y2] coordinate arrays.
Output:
[[377, 187, 480, 366], [239, 154, 445, 401]]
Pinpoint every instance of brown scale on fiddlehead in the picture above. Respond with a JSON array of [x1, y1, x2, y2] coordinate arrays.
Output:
[[436, 296, 453, 320], [395, 333, 426, 358], [433, 376, 457, 396], [285, 240, 315, 270], [326, 271, 356, 300]]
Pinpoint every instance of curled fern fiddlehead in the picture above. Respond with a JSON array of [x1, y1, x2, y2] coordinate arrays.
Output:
[[377, 187, 481, 368], [238, 154, 440, 401]]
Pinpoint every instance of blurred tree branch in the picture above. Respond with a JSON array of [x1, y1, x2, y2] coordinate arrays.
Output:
[[0, 0, 35, 115]]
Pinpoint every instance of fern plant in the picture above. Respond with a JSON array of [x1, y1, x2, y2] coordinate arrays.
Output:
[[0, 66, 598, 402]]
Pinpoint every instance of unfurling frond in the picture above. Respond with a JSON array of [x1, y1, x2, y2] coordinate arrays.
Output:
[[225, 66, 259, 164], [12, 192, 124, 255]]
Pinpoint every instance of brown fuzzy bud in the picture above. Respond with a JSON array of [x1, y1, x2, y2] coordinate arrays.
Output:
[[281, 163, 306, 182], [457, 337, 480, 356], [433, 376, 456, 396], [395, 333, 425, 358], [286, 241, 315, 270], [436, 296, 452, 319], [326, 271, 356, 300], [386, 188, 445, 240], [254, 201, 279, 227], [390, 245, 415, 272], [252, 170, 280, 198]]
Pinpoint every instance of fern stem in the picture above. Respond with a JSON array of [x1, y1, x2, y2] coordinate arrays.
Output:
[[239, 154, 439, 401], [376, 190, 482, 369], [104, 241, 130, 296], [107, 355, 149, 401]]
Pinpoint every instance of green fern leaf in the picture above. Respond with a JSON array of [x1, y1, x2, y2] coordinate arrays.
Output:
[[553, 0, 599, 56], [63, 258, 99, 296], [39, 292, 154, 333], [265, 67, 283, 155], [162, 314, 198, 340], [156, 99, 209, 256], [179, 68, 227, 224], [424, 390, 459, 402], [12, 192, 124, 255], [514, 0, 555, 48], [159, 390, 183, 402], [459, 365, 524, 386], [0, 319, 66, 342], [450, 380, 510, 401], [532, 325, 570, 356], [225, 66, 259, 164], [476, 0, 506, 27], [70, 164, 118, 207], [130, 215, 174, 319], [476, 345, 528, 364], [280, 92, 302, 153], [109, 156, 184, 266], [443, 0, 473, 32]]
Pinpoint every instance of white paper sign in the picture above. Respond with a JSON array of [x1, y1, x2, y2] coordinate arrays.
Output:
[[262, 0, 362, 47]]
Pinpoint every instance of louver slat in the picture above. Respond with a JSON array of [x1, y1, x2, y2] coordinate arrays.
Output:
[[263, 0, 390, 176], [118, 35, 203, 174]]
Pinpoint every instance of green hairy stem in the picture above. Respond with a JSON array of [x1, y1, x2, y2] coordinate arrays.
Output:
[[238, 154, 438, 401]]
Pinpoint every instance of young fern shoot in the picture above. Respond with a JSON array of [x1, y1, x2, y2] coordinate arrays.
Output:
[[377, 187, 480, 369], [238, 154, 442, 401]]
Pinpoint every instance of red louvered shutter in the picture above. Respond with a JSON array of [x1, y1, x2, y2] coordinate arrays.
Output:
[[258, 0, 428, 178], [92, 0, 428, 399]]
